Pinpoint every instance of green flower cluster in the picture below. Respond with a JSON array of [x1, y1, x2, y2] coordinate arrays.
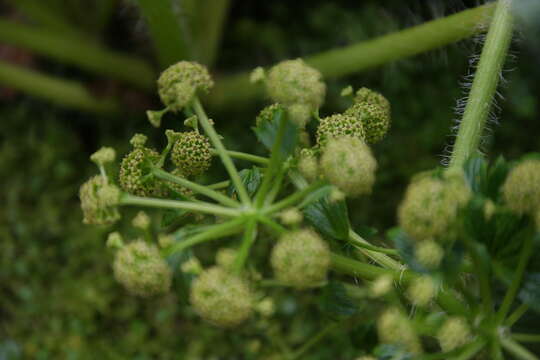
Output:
[[171, 131, 212, 177], [79, 175, 121, 225]]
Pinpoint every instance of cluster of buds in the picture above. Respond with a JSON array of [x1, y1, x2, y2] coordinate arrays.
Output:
[[398, 172, 470, 242], [171, 131, 212, 177], [406, 275, 437, 307], [79, 175, 121, 225], [437, 317, 472, 352], [377, 307, 422, 354], [502, 159, 540, 215]]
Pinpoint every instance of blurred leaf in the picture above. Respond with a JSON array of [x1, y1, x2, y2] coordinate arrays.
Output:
[[319, 280, 358, 320], [253, 107, 298, 160], [463, 156, 487, 194], [373, 344, 413, 360], [228, 166, 262, 197], [303, 196, 350, 240]]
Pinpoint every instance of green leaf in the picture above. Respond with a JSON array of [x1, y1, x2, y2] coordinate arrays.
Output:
[[297, 184, 333, 209], [463, 156, 487, 194], [486, 156, 509, 200], [303, 196, 350, 240], [373, 344, 413, 360], [253, 107, 298, 160], [228, 166, 262, 197], [519, 272, 540, 313], [319, 280, 357, 320]]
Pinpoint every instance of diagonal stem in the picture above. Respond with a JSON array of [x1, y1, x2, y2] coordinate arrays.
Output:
[[233, 218, 258, 273]]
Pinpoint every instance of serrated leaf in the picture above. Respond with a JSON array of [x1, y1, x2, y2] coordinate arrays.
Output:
[[319, 280, 358, 320], [303, 196, 350, 240], [253, 107, 298, 160], [463, 156, 487, 194], [297, 184, 333, 209], [519, 272, 540, 313], [228, 166, 262, 197]]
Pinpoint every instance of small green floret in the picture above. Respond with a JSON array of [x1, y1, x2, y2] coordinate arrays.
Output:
[[79, 175, 121, 225], [171, 131, 212, 177], [345, 102, 390, 144], [502, 159, 540, 214], [316, 114, 365, 147], [437, 317, 471, 352]]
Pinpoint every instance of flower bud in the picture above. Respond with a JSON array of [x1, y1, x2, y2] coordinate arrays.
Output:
[[132, 211, 151, 230], [345, 102, 390, 144], [90, 146, 116, 166], [181, 257, 203, 275], [113, 240, 172, 297], [157, 61, 213, 112], [107, 232, 124, 250], [271, 228, 330, 288], [279, 208, 303, 225], [354, 87, 391, 113], [171, 131, 212, 177], [256, 297, 275, 317], [398, 174, 470, 241], [320, 136, 377, 197], [250, 66, 266, 83], [79, 176, 121, 225], [406, 275, 437, 307], [370, 274, 394, 298], [119, 142, 163, 197], [298, 148, 319, 182], [158, 234, 173, 248], [190, 266, 254, 327], [437, 317, 471, 352], [316, 114, 365, 148], [377, 307, 422, 354], [215, 248, 237, 270], [502, 159, 540, 214], [287, 103, 312, 128], [266, 58, 325, 110], [415, 240, 444, 269], [255, 103, 282, 127]]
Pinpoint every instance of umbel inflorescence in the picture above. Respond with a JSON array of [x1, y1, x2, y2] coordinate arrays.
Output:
[[79, 56, 539, 358]]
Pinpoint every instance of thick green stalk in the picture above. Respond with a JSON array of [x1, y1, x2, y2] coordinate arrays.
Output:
[[233, 218, 258, 273], [330, 253, 413, 282], [166, 218, 246, 255], [348, 230, 402, 269], [208, 3, 495, 109], [152, 168, 239, 207], [0, 61, 120, 113], [0, 20, 155, 90], [120, 194, 240, 217], [193, 98, 251, 206], [501, 337, 540, 360], [449, 0, 514, 169], [133, 0, 191, 67]]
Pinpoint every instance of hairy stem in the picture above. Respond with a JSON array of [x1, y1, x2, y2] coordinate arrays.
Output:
[[193, 97, 251, 206], [152, 168, 239, 207], [0, 61, 120, 113], [120, 194, 240, 217], [166, 218, 246, 255], [0, 20, 155, 90], [449, 0, 514, 169], [208, 3, 496, 109]]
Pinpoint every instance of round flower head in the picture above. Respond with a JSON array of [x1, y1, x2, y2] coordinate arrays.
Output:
[[370, 274, 394, 298], [266, 59, 325, 109], [406, 275, 437, 307], [79, 175, 121, 225], [271, 228, 330, 288], [437, 317, 471, 352], [215, 248, 237, 270], [345, 102, 390, 144], [316, 114, 365, 148], [132, 211, 150, 230], [157, 61, 213, 112], [502, 159, 540, 214], [398, 174, 470, 241], [113, 239, 172, 297], [287, 103, 312, 128], [90, 146, 116, 166], [298, 148, 319, 182], [171, 131, 212, 177], [377, 307, 422, 354], [119, 135, 164, 197], [415, 240, 444, 269], [320, 136, 377, 197], [190, 266, 254, 327], [255, 103, 282, 127], [354, 87, 391, 113]]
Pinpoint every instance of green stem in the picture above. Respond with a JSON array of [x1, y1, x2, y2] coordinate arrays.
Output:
[[0, 60, 120, 113], [349, 230, 402, 270], [166, 218, 246, 255], [233, 218, 258, 273], [512, 334, 540, 343], [496, 235, 534, 324], [133, 0, 191, 67], [506, 304, 529, 327], [462, 238, 493, 314], [120, 194, 239, 217], [453, 339, 487, 360], [211, 149, 269, 165], [152, 168, 239, 208], [449, 0, 514, 169], [264, 181, 325, 215], [0, 20, 155, 90], [206, 180, 230, 190], [490, 339, 504, 360], [258, 216, 287, 236], [208, 3, 495, 109], [289, 322, 339, 360], [192, 0, 230, 66], [193, 97, 251, 206], [265, 167, 288, 206], [347, 234, 399, 255], [330, 253, 412, 282], [501, 337, 540, 360]]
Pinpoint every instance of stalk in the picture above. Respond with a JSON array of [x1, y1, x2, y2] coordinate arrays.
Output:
[[192, 0, 231, 66], [212, 149, 269, 165], [193, 97, 251, 206], [449, 0, 514, 169], [120, 194, 240, 217], [501, 337, 540, 360], [208, 3, 496, 109], [454, 339, 487, 360], [264, 181, 325, 215], [0, 20, 155, 90], [0, 61, 120, 113], [512, 334, 540, 343], [152, 168, 239, 207], [233, 218, 258, 273], [289, 322, 339, 360]]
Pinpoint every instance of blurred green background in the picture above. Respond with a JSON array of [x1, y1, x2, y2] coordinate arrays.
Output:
[[0, 0, 538, 358]]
